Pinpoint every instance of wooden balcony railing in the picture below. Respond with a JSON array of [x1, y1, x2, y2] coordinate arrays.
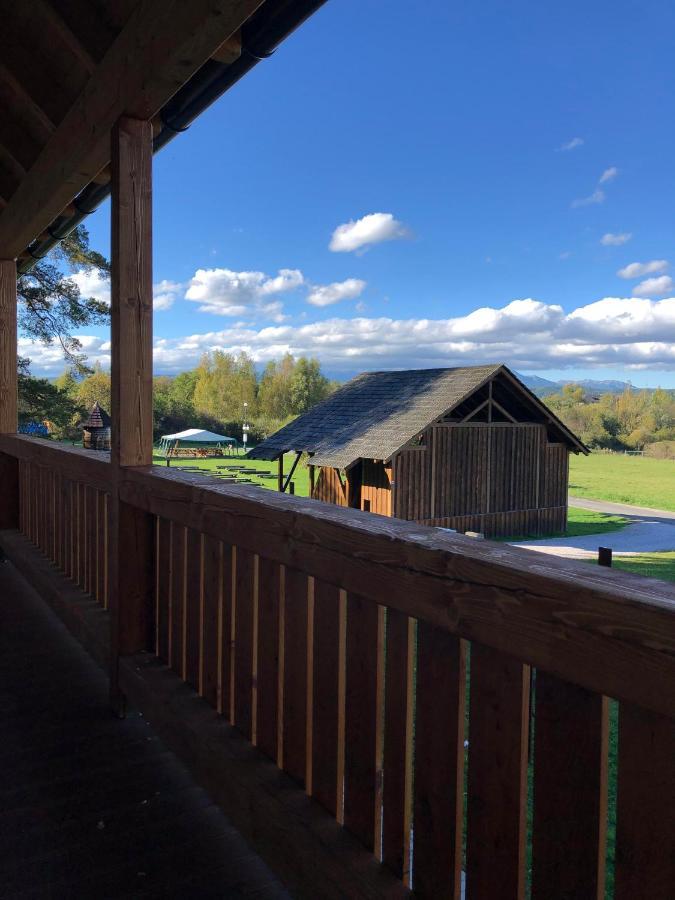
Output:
[[18, 448, 110, 607], [0, 433, 673, 900]]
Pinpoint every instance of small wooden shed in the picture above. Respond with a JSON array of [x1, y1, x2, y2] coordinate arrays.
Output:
[[248, 364, 587, 537], [81, 402, 111, 451]]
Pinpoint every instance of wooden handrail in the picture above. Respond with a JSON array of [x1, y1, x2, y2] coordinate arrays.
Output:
[[0, 434, 110, 489]]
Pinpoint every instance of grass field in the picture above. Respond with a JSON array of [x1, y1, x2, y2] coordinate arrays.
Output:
[[560, 506, 626, 538], [569, 451, 675, 510], [499, 506, 627, 542], [607, 551, 675, 584], [153, 451, 312, 496]]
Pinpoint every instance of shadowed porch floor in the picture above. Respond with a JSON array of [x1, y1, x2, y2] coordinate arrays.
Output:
[[0, 559, 290, 900]]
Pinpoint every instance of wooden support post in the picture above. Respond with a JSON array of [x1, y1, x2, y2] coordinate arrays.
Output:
[[309, 464, 315, 498], [0, 259, 17, 435], [283, 451, 301, 493], [109, 117, 155, 715], [0, 259, 19, 530], [278, 455, 284, 493], [111, 118, 153, 469]]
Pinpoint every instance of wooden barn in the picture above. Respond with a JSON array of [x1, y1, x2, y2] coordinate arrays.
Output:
[[249, 364, 588, 537]]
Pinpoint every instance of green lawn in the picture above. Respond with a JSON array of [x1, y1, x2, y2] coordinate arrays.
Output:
[[569, 451, 675, 511], [152, 450, 311, 496], [564, 506, 627, 538], [607, 551, 675, 584]]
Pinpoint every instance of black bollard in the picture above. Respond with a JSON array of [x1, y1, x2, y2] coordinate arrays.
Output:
[[598, 547, 612, 567]]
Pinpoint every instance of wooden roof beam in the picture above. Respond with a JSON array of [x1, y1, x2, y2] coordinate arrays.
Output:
[[0, 144, 26, 184], [0, 62, 56, 140], [0, 0, 264, 258], [33, 0, 98, 75]]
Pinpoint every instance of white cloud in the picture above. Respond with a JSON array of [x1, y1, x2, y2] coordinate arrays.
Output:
[[557, 137, 584, 152], [153, 279, 183, 311], [601, 232, 632, 246], [572, 167, 619, 208], [69, 271, 181, 311], [618, 260, 669, 279], [70, 269, 110, 305], [329, 212, 408, 253], [571, 189, 605, 208], [559, 251, 572, 260], [307, 278, 366, 307], [23, 295, 675, 377], [185, 267, 303, 319], [632, 276, 674, 298]]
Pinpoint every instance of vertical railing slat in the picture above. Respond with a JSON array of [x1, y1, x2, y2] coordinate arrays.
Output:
[[96, 491, 105, 603], [343, 592, 380, 851], [201, 535, 222, 710], [77, 480, 85, 588], [412, 624, 465, 899], [256, 556, 281, 761], [184, 528, 202, 690], [66, 476, 73, 572], [311, 578, 341, 817], [87, 484, 96, 595], [282, 566, 309, 786], [466, 643, 530, 900], [615, 703, 675, 899], [169, 522, 185, 675], [233, 546, 255, 739], [221, 544, 234, 719], [382, 609, 414, 881], [532, 671, 608, 899]]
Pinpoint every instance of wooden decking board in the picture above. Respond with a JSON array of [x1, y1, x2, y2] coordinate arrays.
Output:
[[0, 560, 290, 898]]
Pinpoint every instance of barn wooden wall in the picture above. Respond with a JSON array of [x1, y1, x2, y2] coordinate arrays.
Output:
[[393, 423, 569, 537], [392, 447, 431, 519], [312, 467, 347, 507], [311, 424, 570, 537], [311, 461, 392, 514], [360, 459, 392, 516]]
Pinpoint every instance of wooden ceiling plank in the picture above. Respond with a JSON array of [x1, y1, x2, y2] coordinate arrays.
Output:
[[0, 0, 263, 258], [32, 0, 98, 74]]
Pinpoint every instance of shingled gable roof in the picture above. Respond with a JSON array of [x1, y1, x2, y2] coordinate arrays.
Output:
[[248, 364, 586, 469], [81, 402, 111, 430]]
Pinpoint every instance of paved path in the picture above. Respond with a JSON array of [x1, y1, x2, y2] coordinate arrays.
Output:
[[568, 495, 675, 522], [512, 496, 675, 559]]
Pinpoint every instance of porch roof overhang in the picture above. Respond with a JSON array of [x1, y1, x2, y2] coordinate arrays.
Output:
[[0, 0, 327, 264]]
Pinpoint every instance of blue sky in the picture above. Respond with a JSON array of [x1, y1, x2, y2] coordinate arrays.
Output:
[[24, 0, 675, 385]]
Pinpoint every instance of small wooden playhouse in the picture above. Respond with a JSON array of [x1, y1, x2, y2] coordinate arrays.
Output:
[[81, 401, 111, 451], [249, 364, 587, 537]]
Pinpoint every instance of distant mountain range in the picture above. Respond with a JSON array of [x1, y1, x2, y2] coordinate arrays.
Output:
[[518, 373, 636, 396]]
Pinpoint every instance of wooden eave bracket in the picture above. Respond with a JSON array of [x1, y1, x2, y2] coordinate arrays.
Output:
[[211, 30, 242, 65]]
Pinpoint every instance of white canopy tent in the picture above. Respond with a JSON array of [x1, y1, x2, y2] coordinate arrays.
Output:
[[158, 428, 238, 457]]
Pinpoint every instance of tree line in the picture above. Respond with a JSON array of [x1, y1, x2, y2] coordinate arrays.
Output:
[[544, 383, 675, 455], [19, 351, 338, 445]]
